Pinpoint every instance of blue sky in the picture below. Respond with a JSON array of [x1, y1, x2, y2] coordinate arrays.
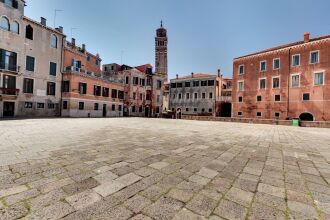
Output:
[[25, 0, 330, 79]]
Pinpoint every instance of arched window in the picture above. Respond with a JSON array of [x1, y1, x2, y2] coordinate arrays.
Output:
[[25, 25, 33, 40], [51, 34, 57, 48], [11, 21, 19, 34], [0, 17, 10, 31]]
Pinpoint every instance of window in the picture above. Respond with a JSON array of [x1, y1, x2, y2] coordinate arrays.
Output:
[[25, 25, 33, 40], [0, 17, 10, 31], [209, 108, 213, 113], [272, 77, 280, 89], [186, 108, 189, 112], [37, 103, 44, 109], [86, 55, 90, 62], [133, 92, 136, 100], [118, 90, 124, 99], [186, 93, 190, 99], [185, 81, 190, 87], [93, 85, 101, 96], [257, 112, 262, 117], [238, 112, 242, 116], [48, 103, 55, 109], [310, 51, 319, 64], [79, 102, 84, 110], [4, 0, 18, 8], [260, 61, 267, 72], [111, 89, 118, 98], [24, 102, 33, 108], [125, 76, 129, 84], [178, 93, 182, 99], [238, 65, 244, 75], [139, 106, 143, 112], [193, 81, 199, 87], [201, 81, 207, 86], [173, 94, 176, 99], [47, 82, 56, 96], [118, 105, 122, 111], [273, 58, 280, 69], [259, 78, 266, 89], [194, 108, 197, 112], [23, 78, 33, 93], [177, 83, 183, 88], [49, 62, 57, 76], [78, 82, 87, 94], [257, 95, 262, 102], [112, 104, 115, 111], [275, 94, 281, 102], [51, 34, 57, 48], [95, 59, 100, 66], [314, 72, 324, 85], [238, 81, 244, 91], [194, 93, 198, 99], [238, 96, 243, 102], [292, 54, 300, 66], [132, 106, 136, 112], [209, 93, 213, 99], [62, 81, 69, 92], [303, 93, 310, 101], [275, 112, 280, 118], [140, 78, 146, 86], [202, 93, 206, 99], [291, 75, 300, 87], [157, 80, 162, 89], [63, 101, 68, 110], [208, 80, 215, 86], [102, 87, 109, 97], [0, 49, 17, 71], [140, 93, 143, 100], [133, 77, 139, 85], [171, 83, 177, 88], [202, 108, 205, 112], [12, 21, 19, 34], [26, 56, 35, 72], [94, 103, 99, 110]]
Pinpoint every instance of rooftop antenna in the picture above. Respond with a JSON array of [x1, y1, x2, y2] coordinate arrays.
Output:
[[70, 28, 77, 39], [53, 9, 63, 28]]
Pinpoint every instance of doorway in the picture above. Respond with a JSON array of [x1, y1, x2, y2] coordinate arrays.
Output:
[[3, 102, 15, 117], [220, 103, 232, 117], [145, 107, 150, 117], [102, 104, 107, 117], [299, 112, 314, 121]]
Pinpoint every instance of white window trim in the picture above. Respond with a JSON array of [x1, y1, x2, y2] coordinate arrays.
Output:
[[238, 64, 244, 75], [272, 76, 280, 89], [238, 96, 243, 103], [237, 80, 244, 91], [259, 77, 267, 90], [256, 95, 262, 102], [310, 50, 320, 64], [290, 73, 301, 88], [302, 93, 311, 101], [50, 34, 58, 49], [274, 94, 281, 102], [273, 58, 280, 70], [260, 60, 267, 72], [314, 71, 324, 86], [23, 77, 34, 94], [12, 20, 20, 34], [274, 112, 280, 118], [292, 54, 300, 67], [256, 112, 262, 117]]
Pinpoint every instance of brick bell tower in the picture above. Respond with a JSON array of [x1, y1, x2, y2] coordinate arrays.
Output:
[[155, 20, 168, 80]]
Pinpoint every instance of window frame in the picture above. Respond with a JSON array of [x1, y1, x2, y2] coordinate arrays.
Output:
[[237, 80, 244, 91], [291, 73, 300, 88], [314, 72, 324, 86], [25, 55, 35, 72], [12, 20, 19, 34], [46, 81, 56, 96], [274, 94, 281, 102], [274, 112, 280, 119], [260, 60, 267, 72], [238, 64, 244, 75], [272, 76, 280, 89], [302, 93, 310, 101], [310, 50, 319, 64], [273, 58, 280, 70], [256, 112, 262, 117], [49, 62, 57, 76], [256, 95, 262, 102], [259, 77, 266, 90], [238, 96, 243, 103], [78, 102, 84, 110], [23, 78, 34, 94], [292, 54, 300, 67], [50, 34, 58, 48], [0, 16, 10, 31]]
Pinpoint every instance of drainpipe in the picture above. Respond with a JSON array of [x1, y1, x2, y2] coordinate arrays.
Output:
[[287, 48, 291, 119], [59, 35, 65, 117]]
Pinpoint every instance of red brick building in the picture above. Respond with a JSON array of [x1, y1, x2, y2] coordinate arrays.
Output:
[[61, 40, 124, 117], [232, 33, 330, 121]]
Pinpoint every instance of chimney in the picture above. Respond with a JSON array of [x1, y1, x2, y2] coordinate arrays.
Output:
[[40, 17, 46, 26], [191, 72, 194, 78], [217, 69, 221, 77], [176, 74, 178, 79], [304, 32, 310, 43], [82, 44, 86, 52], [56, 26, 63, 33], [71, 38, 76, 46]]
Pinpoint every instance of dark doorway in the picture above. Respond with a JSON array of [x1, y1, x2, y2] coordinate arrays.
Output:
[[102, 104, 107, 117], [3, 102, 15, 117], [145, 107, 150, 117], [124, 106, 129, 117], [220, 103, 232, 117], [176, 108, 182, 119], [299, 112, 314, 121]]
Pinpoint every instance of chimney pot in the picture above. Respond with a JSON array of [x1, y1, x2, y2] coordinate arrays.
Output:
[[72, 38, 76, 46], [41, 17, 46, 26], [217, 69, 221, 77], [304, 32, 310, 43], [82, 44, 86, 51], [176, 74, 178, 79], [56, 26, 63, 33], [191, 72, 194, 78]]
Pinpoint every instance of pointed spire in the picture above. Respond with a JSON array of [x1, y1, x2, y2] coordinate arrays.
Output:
[[160, 20, 163, 28]]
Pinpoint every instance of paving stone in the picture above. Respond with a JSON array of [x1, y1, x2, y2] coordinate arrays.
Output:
[[254, 192, 286, 212], [38, 178, 74, 193], [143, 197, 183, 220], [113, 181, 148, 202], [4, 188, 40, 206], [257, 183, 285, 199], [209, 215, 226, 220], [149, 161, 169, 170], [93, 180, 126, 197], [62, 177, 99, 195], [189, 174, 211, 185], [0, 185, 28, 198], [129, 214, 153, 220], [172, 208, 206, 220], [186, 194, 218, 216], [288, 201, 318, 219], [124, 195, 152, 213], [196, 167, 219, 179], [134, 167, 157, 177], [140, 185, 168, 201], [116, 173, 142, 186], [24, 202, 74, 220], [225, 187, 254, 207], [29, 189, 67, 210], [0, 202, 28, 220], [65, 189, 102, 210], [93, 171, 118, 184], [167, 188, 194, 202], [94, 165, 112, 174], [94, 205, 133, 219], [248, 202, 286, 220], [287, 190, 314, 205], [214, 199, 247, 220]]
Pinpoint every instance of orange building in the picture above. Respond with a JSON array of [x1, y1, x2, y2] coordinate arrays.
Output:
[[61, 39, 124, 117]]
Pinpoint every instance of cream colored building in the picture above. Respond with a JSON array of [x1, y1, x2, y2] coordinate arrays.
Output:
[[0, 0, 64, 117]]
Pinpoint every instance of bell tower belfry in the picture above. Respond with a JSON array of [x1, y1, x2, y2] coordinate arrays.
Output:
[[155, 21, 168, 80]]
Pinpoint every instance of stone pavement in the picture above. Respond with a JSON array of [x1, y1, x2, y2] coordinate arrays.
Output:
[[0, 118, 330, 220]]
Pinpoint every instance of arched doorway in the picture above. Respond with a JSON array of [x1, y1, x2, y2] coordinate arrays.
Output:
[[299, 112, 314, 121]]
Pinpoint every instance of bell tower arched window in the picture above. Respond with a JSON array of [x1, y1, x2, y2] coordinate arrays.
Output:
[[0, 17, 10, 31]]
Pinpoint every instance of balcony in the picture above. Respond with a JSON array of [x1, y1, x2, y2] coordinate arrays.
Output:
[[216, 96, 232, 102], [0, 63, 19, 74], [64, 66, 86, 74], [0, 88, 19, 96]]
